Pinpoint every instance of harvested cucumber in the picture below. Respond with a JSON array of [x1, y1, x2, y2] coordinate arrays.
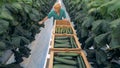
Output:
[[54, 57, 77, 65], [54, 64, 77, 68], [72, 38, 77, 48], [77, 56, 82, 68], [55, 37, 69, 40], [53, 61, 61, 64], [54, 44, 71, 48], [55, 40, 69, 44], [55, 40, 69, 42], [69, 28, 73, 34], [56, 53, 79, 56], [58, 56, 73, 60], [79, 56, 86, 68], [77, 56, 86, 68], [55, 27, 73, 34], [70, 37, 75, 48]]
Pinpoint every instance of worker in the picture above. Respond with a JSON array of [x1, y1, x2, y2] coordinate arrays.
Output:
[[38, 3, 68, 25]]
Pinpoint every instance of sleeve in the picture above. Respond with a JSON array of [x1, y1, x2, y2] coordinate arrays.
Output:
[[62, 9, 66, 18], [48, 10, 54, 18]]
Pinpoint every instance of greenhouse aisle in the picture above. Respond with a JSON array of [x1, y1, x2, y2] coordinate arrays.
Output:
[[20, 0, 72, 68], [1, 0, 120, 68]]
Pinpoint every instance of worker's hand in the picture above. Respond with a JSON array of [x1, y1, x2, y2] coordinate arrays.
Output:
[[63, 19, 68, 21], [38, 21, 43, 25], [63, 19, 70, 22]]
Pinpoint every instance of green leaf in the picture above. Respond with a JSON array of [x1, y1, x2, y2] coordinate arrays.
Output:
[[0, 41, 6, 50], [12, 3, 22, 11], [10, 21, 19, 26], [11, 36, 21, 48], [23, 5, 31, 14], [95, 32, 110, 48], [21, 37, 30, 45], [109, 18, 120, 49], [87, 0, 103, 9], [96, 49, 107, 64], [81, 28, 89, 38], [92, 20, 103, 35], [0, 8, 14, 21], [14, 25, 32, 38], [107, 0, 120, 13], [109, 38, 120, 49], [11, 35, 30, 48], [82, 16, 94, 29], [84, 35, 94, 49], [0, 20, 9, 34], [29, 8, 40, 22]]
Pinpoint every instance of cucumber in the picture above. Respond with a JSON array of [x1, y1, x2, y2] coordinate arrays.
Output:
[[55, 43, 70, 46], [61, 27, 64, 33], [70, 37, 75, 48], [77, 56, 86, 68], [59, 56, 73, 60], [54, 57, 77, 65], [63, 27, 65, 33], [65, 27, 67, 33], [60, 27, 63, 34], [55, 28, 57, 33], [55, 28, 58, 33], [68, 28, 70, 34], [72, 38, 77, 48], [53, 61, 61, 64], [69, 28, 73, 34], [57, 27, 59, 33], [55, 37, 69, 40], [55, 40, 69, 42], [55, 39, 69, 42], [54, 64, 77, 68], [66, 27, 68, 34], [56, 53, 79, 56], [54, 44, 71, 48], [58, 27, 60, 33], [79, 56, 86, 68], [60, 27, 62, 33], [77, 56, 82, 68], [67, 27, 70, 34], [55, 40, 69, 44]]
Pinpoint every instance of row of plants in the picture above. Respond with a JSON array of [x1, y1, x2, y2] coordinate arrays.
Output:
[[63, 0, 120, 68], [0, 0, 55, 67]]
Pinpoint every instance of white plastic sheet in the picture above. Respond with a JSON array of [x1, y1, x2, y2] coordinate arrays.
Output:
[[21, 18, 53, 68]]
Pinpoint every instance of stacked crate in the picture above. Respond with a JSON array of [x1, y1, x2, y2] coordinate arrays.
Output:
[[49, 20, 91, 68]]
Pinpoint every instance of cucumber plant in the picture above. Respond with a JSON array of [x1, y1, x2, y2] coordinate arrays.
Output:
[[64, 0, 120, 68], [0, 0, 55, 67]]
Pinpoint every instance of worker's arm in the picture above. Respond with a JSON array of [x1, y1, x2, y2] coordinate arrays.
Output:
[[38, 10, 53, 25], [38, 16, 48, 24]]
